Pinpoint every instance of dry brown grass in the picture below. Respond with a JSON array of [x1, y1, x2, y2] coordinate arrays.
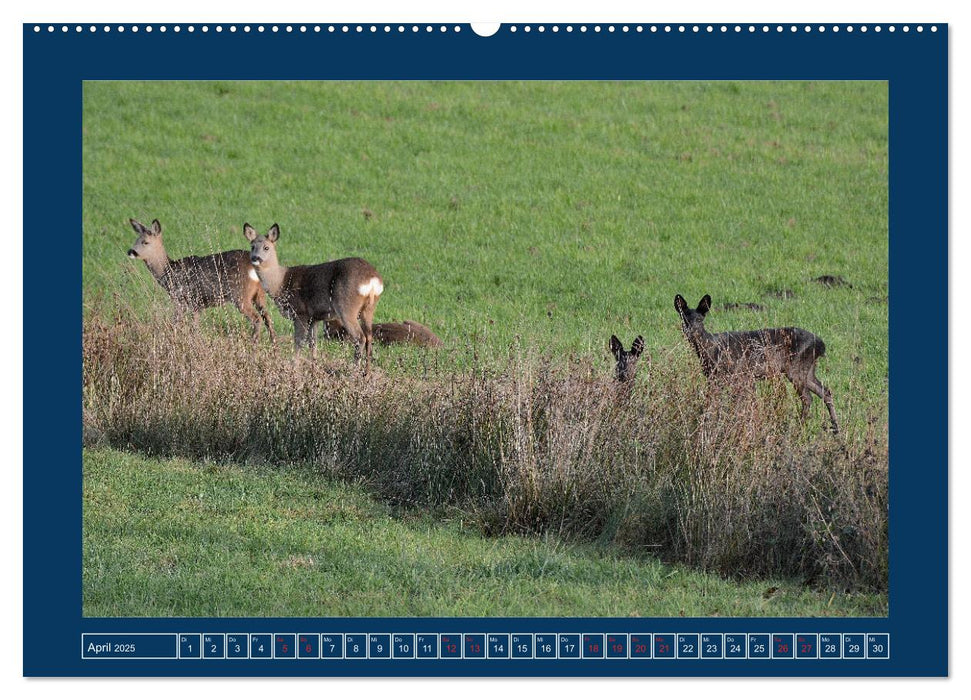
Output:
[[83, 309, 888, 591]]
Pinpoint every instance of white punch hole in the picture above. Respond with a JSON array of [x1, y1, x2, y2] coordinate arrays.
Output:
[[471, 23, 500, 37]]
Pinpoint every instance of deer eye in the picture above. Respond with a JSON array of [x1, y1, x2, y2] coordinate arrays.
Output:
[[263, 246, 269, 251]]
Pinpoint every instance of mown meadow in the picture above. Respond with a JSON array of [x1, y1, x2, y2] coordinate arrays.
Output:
[[82, 80, 889, 616]]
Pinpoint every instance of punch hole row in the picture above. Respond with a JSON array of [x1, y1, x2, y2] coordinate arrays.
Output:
[[31, 24, 939, 34], [32, 24, 464, 34], [508, 24, 932, 34]]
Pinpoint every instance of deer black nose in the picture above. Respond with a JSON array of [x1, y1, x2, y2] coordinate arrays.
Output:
[[127, 249, 138, 258]]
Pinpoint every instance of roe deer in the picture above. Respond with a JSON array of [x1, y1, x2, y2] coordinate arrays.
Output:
[[610, 334, 646, 384], [674, 294, 839, 432], [324, 319, 444, 348], [244, 223, 384, 371], [127, 218, 274, 341], [609, 334, 648, 402]]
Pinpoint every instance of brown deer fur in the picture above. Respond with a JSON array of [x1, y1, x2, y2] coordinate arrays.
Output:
[[244, 223, 384, 371], [675, 293, 839, 432], [127, 218, 274, 341], [323, 319, 443, 348]]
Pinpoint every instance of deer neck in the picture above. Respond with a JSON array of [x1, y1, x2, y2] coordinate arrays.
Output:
[[686, 326, 718, 374], [142, 251, 173, 285], [255, 261, 288, 297]]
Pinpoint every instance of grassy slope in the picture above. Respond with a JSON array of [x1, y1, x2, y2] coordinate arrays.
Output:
[[83, 448, 885, 618], [83, 81, 887, 406]]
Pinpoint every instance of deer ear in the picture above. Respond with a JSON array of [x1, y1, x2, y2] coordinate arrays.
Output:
[[674, 294, 688, 314], [130, 218, 148, 234], [632, 335, 645, 357], [243, 223, 258, 242], [267, 224, 280, 242], [698, 295, 712, 315], [150, 219, 162, 236], [609, 335, 623, 359]]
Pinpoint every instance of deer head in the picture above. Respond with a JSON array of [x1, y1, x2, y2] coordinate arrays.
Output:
[[127, 218, 164, 261], [244, 223, 281, 269], [610, 334, 646, 384], [674, 294, 712, 339]]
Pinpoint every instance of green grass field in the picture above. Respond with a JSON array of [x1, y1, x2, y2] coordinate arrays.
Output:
[[83, 81, 888, 616], [84, 80, 887, 398], [83, 448, 885, 618]]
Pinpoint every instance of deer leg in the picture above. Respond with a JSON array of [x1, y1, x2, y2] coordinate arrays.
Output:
[[825, 393, 840, 434], [358, 299, 377, 373], [254, 292, 275, 343], [804, 368, 840, 433], [236, 298, 262, 342], [786, 365, 813, 422], [308, 321, 318, 357], [336, 309, 367, 372], [293, 318, 312, 350], [795, 382, 812, 421]]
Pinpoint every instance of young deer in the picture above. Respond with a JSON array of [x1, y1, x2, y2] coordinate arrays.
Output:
[[610, 334, 646, 385], [127, 218, 274, 341], [607, 334, 648, 404], [244, 223, 384, 371], [324, 319, 444, 348], [674, 294, 840, 432]]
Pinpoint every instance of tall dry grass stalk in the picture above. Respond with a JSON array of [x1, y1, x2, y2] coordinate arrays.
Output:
[[83, 310, 888, 591]]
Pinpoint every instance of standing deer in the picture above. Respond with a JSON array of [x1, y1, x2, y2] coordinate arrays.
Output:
[[323, 319, 443, 348], [244, 223, 383, 371], [127, 218, 274, 341], [674, 294, 839, 432]]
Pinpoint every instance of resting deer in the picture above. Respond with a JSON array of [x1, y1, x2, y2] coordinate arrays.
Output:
[[324, 319, 443, 348], [127, 218, 274, 341], [244, 223, 383, 371], [674, 294, 839, 432]]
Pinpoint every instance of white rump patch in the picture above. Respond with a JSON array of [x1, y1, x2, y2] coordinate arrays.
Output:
[[248, 268, 259, 281], [358, 277, 384, 297]]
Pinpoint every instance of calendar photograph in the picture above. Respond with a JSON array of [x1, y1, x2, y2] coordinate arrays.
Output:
[[81, 78, 889, 620]]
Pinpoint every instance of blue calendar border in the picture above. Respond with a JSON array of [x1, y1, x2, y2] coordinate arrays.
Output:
[[23, 23, 947, 677]]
